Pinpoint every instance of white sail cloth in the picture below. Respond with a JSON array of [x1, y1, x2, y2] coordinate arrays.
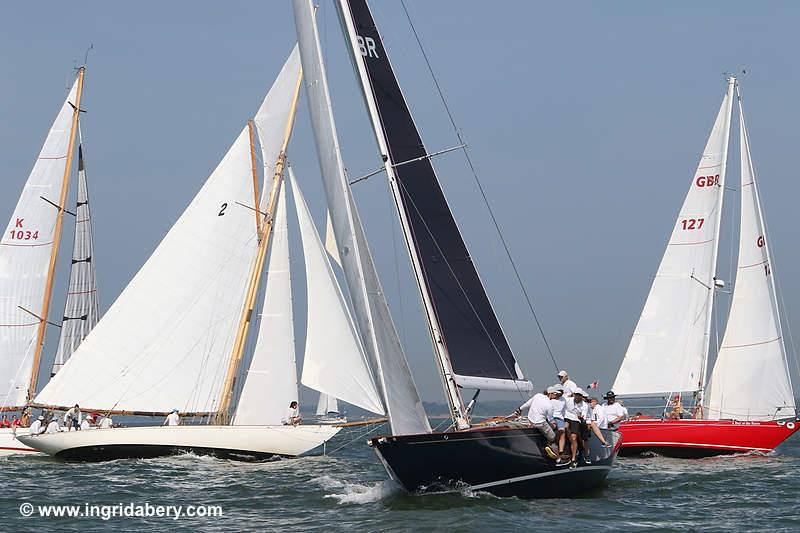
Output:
[[291, 169, 384, 415], [36, 127, 257, 413], [614, 82, 734, 396], [233, 184, 297, 426], [316, 393, 339, 416], [52, 133, 100, 377], [0, 79, 79, 408], [293, 0, 430, 434], [705, 98, 795, 420]]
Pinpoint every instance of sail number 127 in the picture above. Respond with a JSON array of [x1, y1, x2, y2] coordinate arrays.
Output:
[[680, 218, 704, 230]]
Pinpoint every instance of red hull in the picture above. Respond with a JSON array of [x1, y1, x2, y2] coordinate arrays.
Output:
[[617, 418, 800, 458]]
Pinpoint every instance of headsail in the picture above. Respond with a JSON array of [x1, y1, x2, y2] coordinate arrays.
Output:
[[705, 92, 796, 420], [291, 169, 384, 415], [35, 126, 257, 414], [0, 77, 80, 408], [316, 393, 339, 416], [51, 132, 100, 377], [614, 79, 735, 397], [293, 0, 430, 435], [337, 0, 531, 423], [233, 183, 297, 426]]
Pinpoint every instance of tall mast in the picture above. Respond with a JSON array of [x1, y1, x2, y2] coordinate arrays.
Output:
[[337, 0, 470, 428], [247, 120, 263, 238], [698, 75, 735, 404], [215, 68, 303, 424], [27, 67, 86, 404]]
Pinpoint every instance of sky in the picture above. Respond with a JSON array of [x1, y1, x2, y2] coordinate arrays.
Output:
[[2, 1, 800, 407]]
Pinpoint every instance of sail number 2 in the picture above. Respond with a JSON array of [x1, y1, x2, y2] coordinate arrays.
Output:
[[7, 218, 38, 240], [680, 218, 704, 230]]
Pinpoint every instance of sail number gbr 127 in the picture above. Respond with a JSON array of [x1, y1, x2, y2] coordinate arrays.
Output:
[[679, 218, 704, 230]]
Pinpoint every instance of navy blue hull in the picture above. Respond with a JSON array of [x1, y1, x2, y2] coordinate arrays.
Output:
[[54, 444, 285, 462], [369, 426, 618, 499]]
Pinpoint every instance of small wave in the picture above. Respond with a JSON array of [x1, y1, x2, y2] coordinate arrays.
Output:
[[317, 475, 399, 504]]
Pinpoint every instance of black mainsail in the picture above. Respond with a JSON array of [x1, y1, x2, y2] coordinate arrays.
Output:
[[338, 0, 529, 422]]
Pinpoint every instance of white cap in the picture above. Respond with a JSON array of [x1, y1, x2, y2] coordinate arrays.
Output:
[[574, 388, 587, 397], [546, 386, 558, 394], [553, 384, 565, 393], [557, 370, 568, 377], [37, 415, 44, 420]]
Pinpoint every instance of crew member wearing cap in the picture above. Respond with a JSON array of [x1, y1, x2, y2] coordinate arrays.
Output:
[[550, 384, 568, 465], [29, 415, 45, 436], [602, 391, 628, 429], [588, 397, 612, 447], [565, 388, 592, 467], [516, 388, 559, 460], [557, 370, 578, 397], [163, 409, 181, 426]]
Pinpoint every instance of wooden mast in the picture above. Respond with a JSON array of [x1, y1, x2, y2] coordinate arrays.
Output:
[[247, 120, 262, 238], [215, 68, 303, 424], [27, 67, 86, 404]]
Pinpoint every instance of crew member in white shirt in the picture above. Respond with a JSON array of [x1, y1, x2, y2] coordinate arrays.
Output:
[[602, 391, 628, 429], [64, 404, 82, 431], [588, 397, 611, 447], [557, 370, 578, 397], [99, 415, 113, 429], [80, 414, 93, 430], [516, 387, 559, 459], [29, 415, 45, 436], [282, 401, 301, 426], [164, 409, 181, 426], [565, 388, 592, 467], [551, 385, 568, 465], [45, 415, 60, 434]]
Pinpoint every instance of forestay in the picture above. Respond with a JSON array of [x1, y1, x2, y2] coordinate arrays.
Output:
[[233, 184, 297, 425], [52, 137, 100, 377], [292, 0, 430, 435], [36, 127, 257, 413], [614, 81, 734, 397], [705, 95, 795, 420], [0, 79, 79, 408], [291, 169, 384, 415], [337, 0, 530, 394]]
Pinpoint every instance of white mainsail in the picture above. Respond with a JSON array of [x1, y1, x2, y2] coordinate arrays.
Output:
[[291, 169, 384, 415], [614, 79, 735, 397], [52, 131, 100, 377], [233, 183, 297, 426], [0, 79, 79, 408], [316, 393, 339, 416], [293, 0, 430, 434], [35, 127, 257, 413], [705, 94, 796, 421]]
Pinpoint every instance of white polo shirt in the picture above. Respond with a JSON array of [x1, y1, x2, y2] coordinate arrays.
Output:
[[551, 396, 566, 419], [520, 393, 554, 425], [565, 397, 590, 422], [591, 404, 607, 429], [561, 379, 578, 397], [604, 402, 628, 426]]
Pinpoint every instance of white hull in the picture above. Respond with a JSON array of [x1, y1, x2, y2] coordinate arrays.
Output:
[[0, 427, 39, 456], [17, 424, 340, 461]]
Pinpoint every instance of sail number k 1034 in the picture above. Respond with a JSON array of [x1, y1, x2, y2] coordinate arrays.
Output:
[[680, 218, 705, 230], [7, 218, 39, 240]]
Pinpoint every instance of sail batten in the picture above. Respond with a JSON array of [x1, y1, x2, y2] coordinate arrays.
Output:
[[1, 77, 80, 408], [614, 80, 735, 397], [705, 92, 796, 421]]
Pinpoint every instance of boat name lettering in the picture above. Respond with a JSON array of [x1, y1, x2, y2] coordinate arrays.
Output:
[[679, 218, 705, 230], [356, 36, 379, 59], [695, 174, 719, 187]]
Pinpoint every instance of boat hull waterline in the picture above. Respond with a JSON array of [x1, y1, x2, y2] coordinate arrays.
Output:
[[618, 418, 800, 458], [17, 424, 340, 462], [369, 426, 620, 499]]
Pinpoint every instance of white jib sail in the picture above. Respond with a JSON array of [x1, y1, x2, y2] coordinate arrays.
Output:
[[705, 94, 796, 421], [316, 393, 339, 416], [233, 183, 297, 426], [36, 127, 257, 413], [290, 169, 385, 415], [614, 80, 734, 397], [52, 130, 100, 377], [324, 212, 342, 266], [0, 79, 79, 408]]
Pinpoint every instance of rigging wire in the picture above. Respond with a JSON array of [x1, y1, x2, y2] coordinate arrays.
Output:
[[399, 0, 559, 372]]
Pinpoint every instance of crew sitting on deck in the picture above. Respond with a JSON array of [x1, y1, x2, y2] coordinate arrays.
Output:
[[99, 414, 113, 429], [565, 388, 592, 468], [602, 391, 628, 429], [516, 387, 559, 460], [164, 409, 181, 426], [46, 414, 60, 434], [557, 370, 578, 397], [0, 415, 9, 428], [667, 395, 685, 419], [80, 413, 93, 430], [29, 415, 45, 435], [283, 401, 301, 426]]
